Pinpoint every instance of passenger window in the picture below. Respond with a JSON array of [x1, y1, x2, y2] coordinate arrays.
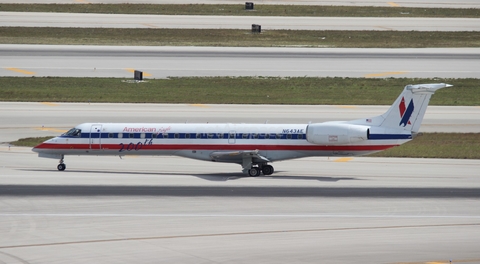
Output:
[[287, 134, 292, 139], [108, 133, 114, 138], [129, 133, 134, 138], [174, 133, 179, 138], [186, 133, 191, 139], [298, 134, 303, 139], [196, 133, 202, 139], [242, 133, 248, 139]]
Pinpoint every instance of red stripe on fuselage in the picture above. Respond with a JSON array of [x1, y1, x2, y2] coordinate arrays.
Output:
[[34, 143, 398, 151]]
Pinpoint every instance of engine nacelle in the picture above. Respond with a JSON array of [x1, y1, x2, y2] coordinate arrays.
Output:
[[306, 123, 370, 145]]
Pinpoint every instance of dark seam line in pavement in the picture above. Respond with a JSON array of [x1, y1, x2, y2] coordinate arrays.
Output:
[[1, 222, 479, 249]]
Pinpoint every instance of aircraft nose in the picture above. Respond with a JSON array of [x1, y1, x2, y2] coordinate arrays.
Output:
[[32, 145, 40, 153], [32, 142, 46, 153]]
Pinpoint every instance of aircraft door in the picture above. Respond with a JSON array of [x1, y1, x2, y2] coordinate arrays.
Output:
[[89, 124, 103, 150], [228, 130, 236, 144]]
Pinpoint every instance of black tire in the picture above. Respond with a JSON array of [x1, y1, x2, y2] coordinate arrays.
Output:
[[248, 167, 260, 177], [57, 163, 66, 171], [262, 165, 274, 175]]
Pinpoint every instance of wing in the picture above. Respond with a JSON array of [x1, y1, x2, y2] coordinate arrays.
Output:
[[210, 150, 270, 164]]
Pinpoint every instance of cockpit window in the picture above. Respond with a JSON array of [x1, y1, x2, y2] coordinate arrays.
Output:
[[63, 128, 82, 137]]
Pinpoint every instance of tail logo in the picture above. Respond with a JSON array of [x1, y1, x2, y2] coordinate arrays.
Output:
[[399, 97, 414, 127]]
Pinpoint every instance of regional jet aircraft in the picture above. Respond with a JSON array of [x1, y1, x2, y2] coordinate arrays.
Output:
[[32, 83, 450, 176]]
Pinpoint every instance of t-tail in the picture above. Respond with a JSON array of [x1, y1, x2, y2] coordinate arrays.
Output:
[[347, 83, 452, 133]]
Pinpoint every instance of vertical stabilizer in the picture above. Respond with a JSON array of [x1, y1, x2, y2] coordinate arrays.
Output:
[[378, 83, 452, 132], [347, 83, 452, 133]]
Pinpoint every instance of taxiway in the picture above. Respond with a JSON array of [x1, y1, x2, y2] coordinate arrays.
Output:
[[2, 45, 480, 78]]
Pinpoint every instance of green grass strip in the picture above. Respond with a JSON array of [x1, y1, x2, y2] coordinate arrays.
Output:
[[368, 133, 480, 159], [1, 4, 480, 18], [1, 28, 480, 48], [13, 133, 480, 159], [10, 137, 54, 147], [0, 77, 477, 105]]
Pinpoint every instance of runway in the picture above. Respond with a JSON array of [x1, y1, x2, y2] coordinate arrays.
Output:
[[1, 145, 480, 263], [2, 11, 480, 31], [1, 0, 480, 8], [2, 45, 480, 78]]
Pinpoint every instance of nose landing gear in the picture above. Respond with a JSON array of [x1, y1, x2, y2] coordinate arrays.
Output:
[[57, 155, 66, 171], [57, 163, 66, 171]]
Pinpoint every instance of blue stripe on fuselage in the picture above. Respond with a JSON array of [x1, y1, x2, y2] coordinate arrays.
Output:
[[369, 134, 412, 140], [60, 132, 307, 140], [60, 132, 410, 140]]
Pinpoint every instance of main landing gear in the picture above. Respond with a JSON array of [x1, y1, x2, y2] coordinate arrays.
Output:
[[246, 164, 274, 177], [57, 155, 66, 171], [241, 154, 274, 177]]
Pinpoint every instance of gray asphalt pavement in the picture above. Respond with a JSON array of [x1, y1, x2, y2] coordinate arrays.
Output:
[[2, 45, 480, 78], [2, 12, 480, 31], [1, 147, 480, 264], [1, 3, 479, 262], [1, 101, 479, 263], [1, 0, 479, 8]]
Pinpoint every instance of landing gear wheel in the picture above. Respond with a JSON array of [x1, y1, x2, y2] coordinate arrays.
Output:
[[248, 167, 261, 177], [262, 165, 274, 175], [57, 163, 66, 171]]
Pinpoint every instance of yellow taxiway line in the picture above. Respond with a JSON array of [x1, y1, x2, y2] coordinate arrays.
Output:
[[365, 71, 407, 78], [35, 127, 68, 133], [387, 2, 400, 7], [40, 102, 59, 107], [125, 68, 152, 77], [334, 157, 354, 162], [5, 67, 36, 75]]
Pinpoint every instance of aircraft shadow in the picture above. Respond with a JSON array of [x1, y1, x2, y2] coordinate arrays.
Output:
[[193, 172, 357, 182], [19, 168, 357, 182]]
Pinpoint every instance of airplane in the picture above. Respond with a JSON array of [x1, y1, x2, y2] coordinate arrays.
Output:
[[32, 83, 451, 176]]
